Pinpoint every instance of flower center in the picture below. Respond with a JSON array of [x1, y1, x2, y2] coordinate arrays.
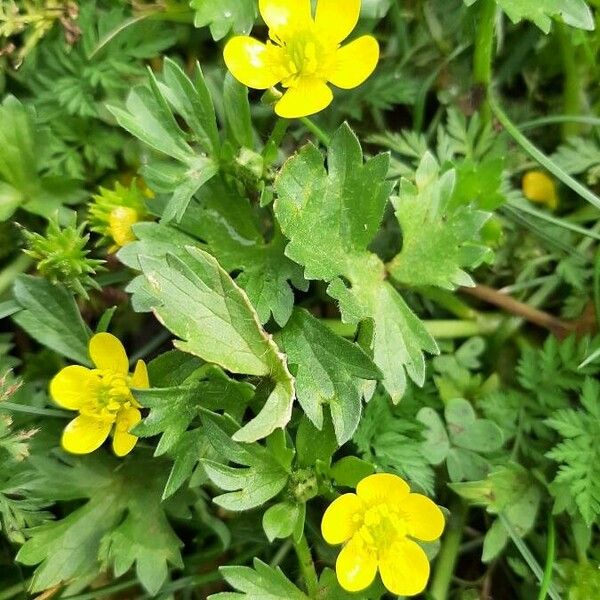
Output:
[[353, 503, 408, 556], [82, 369, 135, 422], [267, 27, 336, 87]]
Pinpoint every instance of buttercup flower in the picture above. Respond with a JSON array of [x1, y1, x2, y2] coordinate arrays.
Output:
[[522, 170, 558, 211], [322, 473, 445, 596], [224, 0, 380, 118], [50, 333, 149, 457]]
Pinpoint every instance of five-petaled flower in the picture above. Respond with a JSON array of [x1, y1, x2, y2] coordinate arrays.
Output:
[[50, 333, 149, 457], [224, 0, 380, 119], [321, 473, 445, 596], [522, 170, 558, 211]]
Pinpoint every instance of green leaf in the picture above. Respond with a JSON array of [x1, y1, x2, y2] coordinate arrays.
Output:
[[330, 456, 375, 487], [274, 124, 438, 400], [295, 414, 338, 468], [133, 361, 253, 496], [108, 62, 219, 222], [187, 177, 308, 326], [12, 275, 91, 365], [262, 501, 303, 542], [445, 398, 504, 452], [133, 246, 295, 442], [388, 152, 491, 290], [278, 308, 381, 444], [0, 96, 84, 221], [191, 0, 257, 41], [201, 415, 291, 511], [546, 378, 600, 525], [134, 367, 254, 456], [224, 73, 254, 148], [160, 58, 220, 156], [465, 0, 595, 33], [451, 464, 541, 561], [418, 399, 504, 482], [417, 407, 450, 465], [16, 454, 183, 595], [211, 558, 308, 600]]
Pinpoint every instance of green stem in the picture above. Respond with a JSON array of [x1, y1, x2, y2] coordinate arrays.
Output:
[[270, 539, 293, 567], [537, 516, 556, 600], [500, 514, 562, 600], [425, 318, 501, 338], [128, 328, 172, 365], [322, 317, 501, 339], [519, 115, 600, 131], [489, 90, 600, 212], [0, 254, 32, 297], [263, 118, 290, 167], [556, 23, 582, 140], [418, 287, 479, 320], [293, 533, 319, 597], [0, 402, 70, 418], [300, 117, 331, 146], [430, 499, 468, 600], [473, 0, 496, 120]]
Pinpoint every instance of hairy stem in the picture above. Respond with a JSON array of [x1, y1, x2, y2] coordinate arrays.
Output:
[[430, 499, 468, 600], [293, 533, 319, 597], [556, 23, 582, 140], [300, 117, 331, 146], [460, 284, 572, 337], [537, 516, 556, 600], [473, 0, 496, 120], [322, 317, 502, 339]]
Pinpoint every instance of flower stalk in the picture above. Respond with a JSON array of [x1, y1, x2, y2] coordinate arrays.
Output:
[[293, 532, 319, 597]]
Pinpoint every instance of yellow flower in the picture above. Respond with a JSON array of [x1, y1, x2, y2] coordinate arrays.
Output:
[[89, 179, 152, 252], [321, 473, 445, 596], [522, 171, 558, 211], [223, 0, 380, 119], [49, 333, 149, 457]]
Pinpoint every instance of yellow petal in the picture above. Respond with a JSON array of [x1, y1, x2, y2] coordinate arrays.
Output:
[[275, 78, 333, 118], [50, 365, 98, 410], [356, 473, 410, 506], [131, 360, 150, 389], [224, 36, 281, 89], [259, 0, 312, 37], [403, 493, 445, 542], [315, 0, 360, 43], [109, 206, 138, 247], [61, 415, 112, 455], [112, 407, 142, 457], [335, 536, 378, 593], [379, 540, 430, 597], [322, 493, 362, 545], [89, 332, 129, 374], [328, 36, 379, 90]]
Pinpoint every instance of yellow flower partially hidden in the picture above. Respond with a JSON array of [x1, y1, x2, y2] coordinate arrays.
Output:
[[522, 170, 558, 211], [89, 179, 153, 252], [322, 473, 445, 596], [224, 0, 379, 119], [50, 333, 149, 457]]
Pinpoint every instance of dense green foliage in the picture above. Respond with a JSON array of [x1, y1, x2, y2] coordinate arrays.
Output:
[[1, 0, 600, 598]]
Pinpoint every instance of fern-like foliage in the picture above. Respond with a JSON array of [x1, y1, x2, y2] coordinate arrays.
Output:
[[546, 378, 600, 526], [16, 0, 179, 178], [553, 133, 600, 185]]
